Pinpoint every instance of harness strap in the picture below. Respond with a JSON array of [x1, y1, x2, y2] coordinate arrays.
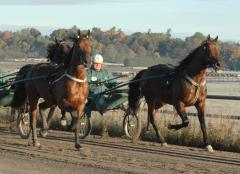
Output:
[[52, 72, 87, 85], [52, 73, 65, 84], [184, 75, 206, 104], [65, 73, 87, 83]]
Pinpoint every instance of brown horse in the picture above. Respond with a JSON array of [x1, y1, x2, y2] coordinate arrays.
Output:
[[11, 30, 92, 149], [128, 35, 221, 152], [12, 33, 79, 137], [41, 36, 87, 136]]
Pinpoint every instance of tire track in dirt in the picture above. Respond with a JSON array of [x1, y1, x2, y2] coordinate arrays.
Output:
[[0, 128, 240, 174]]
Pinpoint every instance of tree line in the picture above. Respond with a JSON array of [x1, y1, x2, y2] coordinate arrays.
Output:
[[0, 25, 240, 70]]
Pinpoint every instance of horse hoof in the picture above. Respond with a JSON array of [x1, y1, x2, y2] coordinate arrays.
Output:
[[75, 144, 82, 150], [39, 129, 48, 137], [161, 142, 168, 147], [167, 124, 181, 130], [33, 142, 41, 147], [60, 119, 67, 127], [206, 145, 214, 152]]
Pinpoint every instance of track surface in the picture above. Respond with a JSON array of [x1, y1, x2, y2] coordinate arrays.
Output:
[[0, 127, 239, 174]]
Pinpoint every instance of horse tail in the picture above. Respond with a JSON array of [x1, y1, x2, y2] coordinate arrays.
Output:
[[11, 64, 32, 108], [128, 69, 146, 113]]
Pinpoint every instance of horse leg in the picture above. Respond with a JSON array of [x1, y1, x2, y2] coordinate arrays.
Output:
[[71, 110, 82, 150], [39, 101, 53, 137], [148, 106, 167, 146], [29, 99, 40, 147], [60, 109, 68, 127], [9, 108, 17, 132], [195, 103, 213, 152], [46, 106, 56, 128], [68, 111, 76, 131], [168, 104, 189, 130]]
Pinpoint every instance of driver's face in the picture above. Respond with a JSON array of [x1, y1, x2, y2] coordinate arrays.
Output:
[[93, 63, 102, 71]]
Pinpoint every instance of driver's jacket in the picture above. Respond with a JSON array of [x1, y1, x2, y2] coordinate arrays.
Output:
[[87, 66, 116, 97]]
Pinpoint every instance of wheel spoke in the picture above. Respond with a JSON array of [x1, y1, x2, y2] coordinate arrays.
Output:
[[78, 114, 92, 139]]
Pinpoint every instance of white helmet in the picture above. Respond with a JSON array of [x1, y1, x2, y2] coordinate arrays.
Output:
[[93, 54, 103, 64]]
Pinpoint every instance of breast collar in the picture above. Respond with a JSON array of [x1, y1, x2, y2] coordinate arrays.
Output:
[[184, 74, 206, 104]]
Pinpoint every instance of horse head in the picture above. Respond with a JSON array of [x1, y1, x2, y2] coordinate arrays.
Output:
[[69, 29, 92, 68], [49, 37, 73, 66], [201, 35, 221, 71], [46, 38, 61, 63]]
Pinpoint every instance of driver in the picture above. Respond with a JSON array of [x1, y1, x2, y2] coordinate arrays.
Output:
[[85, 54, 116, 116]]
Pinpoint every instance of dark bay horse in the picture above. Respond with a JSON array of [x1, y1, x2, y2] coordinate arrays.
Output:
[[47, 38, 73, 66], [128, 35, 221, 152], [43, 37, 74, 132], [11, 30, 92, 149]]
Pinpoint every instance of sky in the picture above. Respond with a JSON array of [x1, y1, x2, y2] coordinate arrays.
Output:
[[0, 0, 239, 42]]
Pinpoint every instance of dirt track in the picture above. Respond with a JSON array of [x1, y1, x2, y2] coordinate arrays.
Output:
[[0, 61, 240, 173], [0, 126, 239, 174]]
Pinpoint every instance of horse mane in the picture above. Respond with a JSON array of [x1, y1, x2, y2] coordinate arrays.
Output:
[[63, 46, 73, 68], [175, 45, 202, 72], [63, 33, 85, 67], [149, 63, 175, 70]]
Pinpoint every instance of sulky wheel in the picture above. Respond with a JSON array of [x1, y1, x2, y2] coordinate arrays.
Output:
[[122, 99, 145, 140], [78, 113, 92, 139], [16, 102, 31, 139], [123, 110, 142, 141]]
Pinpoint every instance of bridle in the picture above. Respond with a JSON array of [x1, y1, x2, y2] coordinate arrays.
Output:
[[72, 37, 90, 67], [202, 41, 220, 70]]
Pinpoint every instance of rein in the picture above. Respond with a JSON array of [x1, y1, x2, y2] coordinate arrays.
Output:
[[99, 71, 206, 105], [99, 72, 175, 95], [184, 75, 206, 104]]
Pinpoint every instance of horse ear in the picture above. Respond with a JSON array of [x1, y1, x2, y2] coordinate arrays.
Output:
[[207, 34, 210, 41], [87, 29, 91, 38], [77, 29, 81, 38], [214, 36, 218, 42]]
